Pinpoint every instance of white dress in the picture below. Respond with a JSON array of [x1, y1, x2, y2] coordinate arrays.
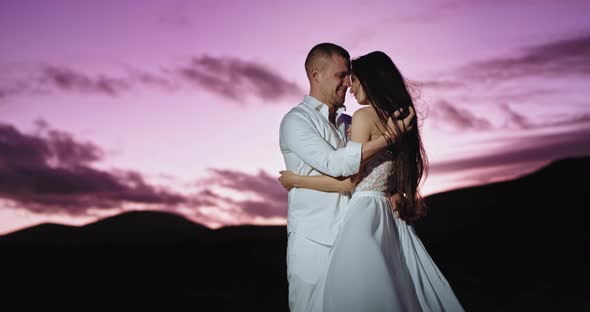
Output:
[[323, 150, 464, 312]]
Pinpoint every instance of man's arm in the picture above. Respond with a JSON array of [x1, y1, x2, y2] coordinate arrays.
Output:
[[280, 113, 361, 177], [279, 107, 415, 177]]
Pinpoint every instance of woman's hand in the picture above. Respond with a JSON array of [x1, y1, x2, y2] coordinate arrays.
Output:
[[389, 193, 402, 219], [278, 170, 298, 191], [386, 106, 416, 140]]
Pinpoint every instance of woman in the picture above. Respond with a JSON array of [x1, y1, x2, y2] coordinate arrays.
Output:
[[279, 51, 464, 312]]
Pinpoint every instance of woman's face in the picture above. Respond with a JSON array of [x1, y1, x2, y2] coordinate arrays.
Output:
[[350, 74, 369, 105]]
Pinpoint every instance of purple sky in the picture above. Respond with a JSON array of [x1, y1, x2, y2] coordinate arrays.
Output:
[[1, 0, 589, 234]]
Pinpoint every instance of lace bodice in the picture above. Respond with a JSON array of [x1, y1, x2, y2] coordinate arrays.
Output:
[[354, 149, 396, 194]]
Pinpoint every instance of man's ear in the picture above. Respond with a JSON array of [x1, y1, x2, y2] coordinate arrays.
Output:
[[312, 68, 320, 84]]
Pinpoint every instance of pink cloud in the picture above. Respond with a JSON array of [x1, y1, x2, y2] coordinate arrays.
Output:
[[413, 79, 465, 91], [429, 126, 590, 174], [0, 122, 186, 215], [460, 33, 590, 81], [1, 57, 303, 104], [194, 168, 288, 220], [0, 120, 288, 225], [430, 100, 493, 131], [42, 66, 132, 96], [499, 104, 532, 129], [179, 55, 303, 103]]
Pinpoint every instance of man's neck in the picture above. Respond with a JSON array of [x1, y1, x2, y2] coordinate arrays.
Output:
[[309, 92, 339, 126], [328, 108, 337, 126]]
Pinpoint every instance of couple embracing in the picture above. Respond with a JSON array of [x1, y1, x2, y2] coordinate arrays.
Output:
[[278, 43, 464, 312]]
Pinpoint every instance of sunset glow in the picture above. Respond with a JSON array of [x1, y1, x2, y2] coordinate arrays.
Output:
[[1, 0, 589, 234]]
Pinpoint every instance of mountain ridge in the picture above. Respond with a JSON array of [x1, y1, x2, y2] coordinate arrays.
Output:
[[2, 156, 588, 243]]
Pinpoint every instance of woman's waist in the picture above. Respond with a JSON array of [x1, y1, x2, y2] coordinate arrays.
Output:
[[351, 190, 391, 198]]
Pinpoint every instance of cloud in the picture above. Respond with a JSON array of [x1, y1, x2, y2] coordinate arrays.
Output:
[[438, 0, 588, 12], [429, 126, 590, 175], [0, 65, 134, 100], [499, 103, 532, 129], [42, 66, 132, 96], [0, 121, 186, 215], [1, 57, 303, 104], [424, 33, 590, 133], [429, 100, 493, 131], [543, 113, 590, 128], [456, 88, 562, 105], [0, 120, 287, 225], [483, 100, 587, 131], [126, 68, 179, 92], [430, 97, 589, 133], [195, 168, 288, 219], [460, 33, 590, 81], [0, 80, 43, 102], [239, 199, 286, 219], [206, 168, 286, 203], [179, 55, 303, 103], [413, 79, 465, 90]]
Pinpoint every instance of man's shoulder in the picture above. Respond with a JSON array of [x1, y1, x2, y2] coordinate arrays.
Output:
[[281, 103, 314, 123], [285, 104, 307, 115]]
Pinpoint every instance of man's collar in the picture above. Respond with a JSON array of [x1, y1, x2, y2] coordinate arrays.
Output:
[[303, 95, 347, 115]]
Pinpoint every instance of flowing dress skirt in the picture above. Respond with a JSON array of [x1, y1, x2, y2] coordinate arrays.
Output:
[[323, 191, 464, 312]]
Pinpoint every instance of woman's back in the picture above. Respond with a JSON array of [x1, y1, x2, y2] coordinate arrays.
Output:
[[353, 105, 396, 194]]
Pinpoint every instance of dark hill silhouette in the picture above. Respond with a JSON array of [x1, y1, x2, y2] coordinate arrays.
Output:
[[1, 210, 210, 244], [81, 210, 210, 243], [1, 156, 589, 311], [410, 156, 589, 311], [415, 156, 588, 241], [0, 223, 79, 242]]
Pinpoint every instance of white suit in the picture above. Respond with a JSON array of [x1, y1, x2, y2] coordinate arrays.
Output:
[[279, 95, 362, 312]]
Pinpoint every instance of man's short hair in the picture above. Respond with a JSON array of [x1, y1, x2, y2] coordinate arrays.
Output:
[[305, 43, 350, 77]]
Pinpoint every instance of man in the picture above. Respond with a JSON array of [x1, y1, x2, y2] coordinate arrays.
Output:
[[279, 43, 415, 312]]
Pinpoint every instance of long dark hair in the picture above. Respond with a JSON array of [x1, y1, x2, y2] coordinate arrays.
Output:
[[352, 51, 428, 221]]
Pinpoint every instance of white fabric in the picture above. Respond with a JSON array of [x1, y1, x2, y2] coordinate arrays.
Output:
[[280, 95, 361, 245], [395, 217, 465, 312], [323, 149, 464, 312], [323, 191, 423, 312], [280, 95, 362, 312], [355, 147, 396, 194], [287, 232, 332, 312]]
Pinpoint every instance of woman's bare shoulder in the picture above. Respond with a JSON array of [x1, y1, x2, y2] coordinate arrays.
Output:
[[352, 106, 376, 118], [354, 106, 381, 122]]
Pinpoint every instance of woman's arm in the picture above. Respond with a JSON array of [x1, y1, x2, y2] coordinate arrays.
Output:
[[359, 106, 415, 165], [279, 170, 358, 193]]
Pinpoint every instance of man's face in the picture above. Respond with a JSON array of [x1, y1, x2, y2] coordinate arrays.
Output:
[[319, 54, 351, 106]]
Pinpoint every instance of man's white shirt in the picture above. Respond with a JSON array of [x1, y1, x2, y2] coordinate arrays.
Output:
[[279, 95, 361, 245]]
